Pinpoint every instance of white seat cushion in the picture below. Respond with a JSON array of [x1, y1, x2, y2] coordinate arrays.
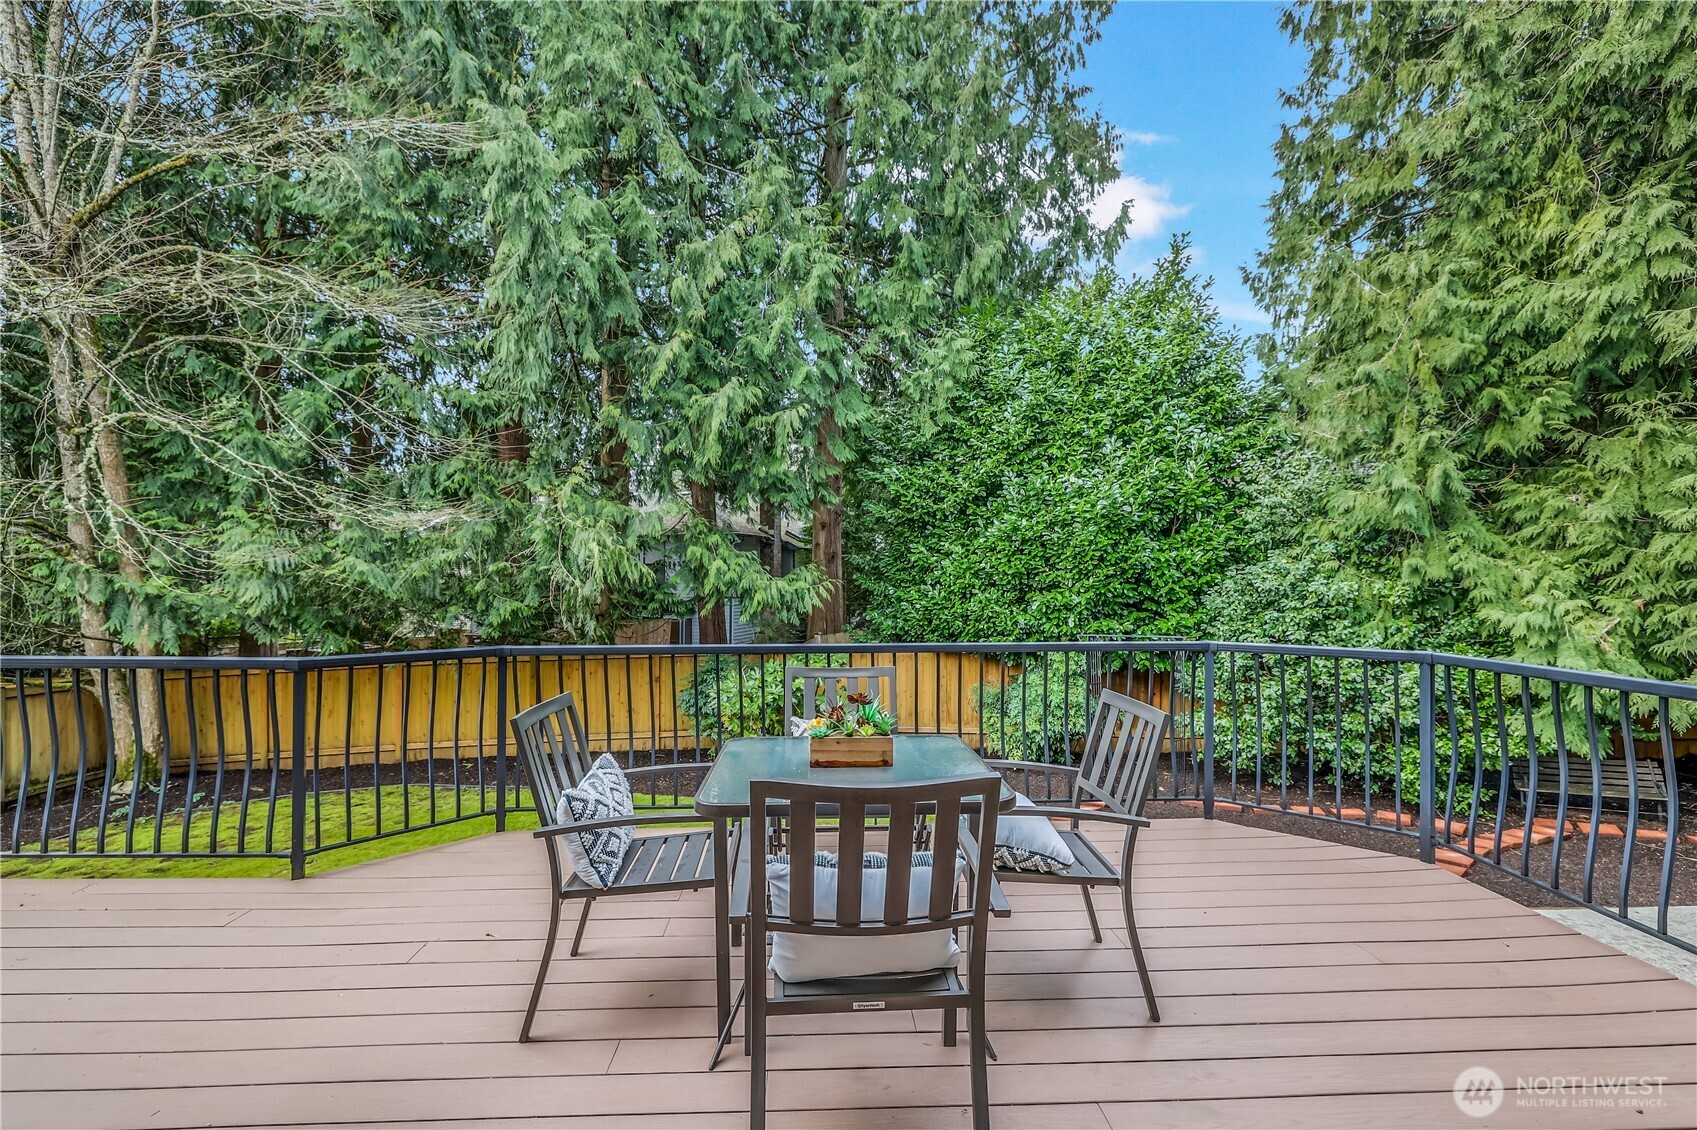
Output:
[[993, 792, 1076, 873], [766, 851, 966, 982], [553, 755, 634, 889]]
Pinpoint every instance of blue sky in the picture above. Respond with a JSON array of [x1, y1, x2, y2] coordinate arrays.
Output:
[[1083, 2, 1307, 340]]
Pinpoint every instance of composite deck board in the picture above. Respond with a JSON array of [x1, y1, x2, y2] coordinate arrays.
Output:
[[2, 820, 1692, 1130]]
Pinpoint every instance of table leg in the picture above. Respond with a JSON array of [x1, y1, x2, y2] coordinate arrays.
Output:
[[712, 816, 731, 1035]]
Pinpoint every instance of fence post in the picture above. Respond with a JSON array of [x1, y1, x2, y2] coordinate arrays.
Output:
[[1201, 649, 1216, 819], [289, 668, 308, 880], [495, 653, 509, 832], [1417, 660, 1436, 864]]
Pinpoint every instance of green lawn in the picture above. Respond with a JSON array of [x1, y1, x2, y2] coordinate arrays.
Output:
[[0, 786, 695, 879]]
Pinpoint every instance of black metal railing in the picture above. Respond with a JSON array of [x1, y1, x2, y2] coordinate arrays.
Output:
[[2, 641, 1690, 952]]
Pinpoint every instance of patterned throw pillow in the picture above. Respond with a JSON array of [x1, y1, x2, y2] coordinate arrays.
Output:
[[553, 754, 635, 889], [992, 792, 1076, 873]]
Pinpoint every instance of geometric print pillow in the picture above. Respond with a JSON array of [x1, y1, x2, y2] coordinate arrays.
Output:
[[991, 791, 1076, 874], [553, 754, 634, 889]]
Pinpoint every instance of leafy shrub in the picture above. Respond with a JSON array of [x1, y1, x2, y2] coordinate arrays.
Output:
[[676, 653, 853, 741], [849, 247, 1278, 642]]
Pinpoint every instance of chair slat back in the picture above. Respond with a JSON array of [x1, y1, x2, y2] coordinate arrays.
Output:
[[785, 664, 899, 726], [1074, 688, 1170, 817], [509, 691, 595, 824], [749, 776, 999, 939]]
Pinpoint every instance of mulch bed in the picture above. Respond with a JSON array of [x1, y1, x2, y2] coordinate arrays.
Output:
[[1144, 786, 1697, 912]]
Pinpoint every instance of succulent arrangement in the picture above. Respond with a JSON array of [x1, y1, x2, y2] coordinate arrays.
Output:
[[795, 691, 895, 738]]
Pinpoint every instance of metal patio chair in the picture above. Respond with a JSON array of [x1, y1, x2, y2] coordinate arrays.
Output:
[[784, 663, 900, 723], [741, 774, 1002, 1130], [984, 687, 1168, 1022], [775, 663, 914, 850], [510, 690, 728, 1042]]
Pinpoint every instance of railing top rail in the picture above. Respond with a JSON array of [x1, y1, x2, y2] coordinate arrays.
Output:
[[4, 640, 1695, 701]]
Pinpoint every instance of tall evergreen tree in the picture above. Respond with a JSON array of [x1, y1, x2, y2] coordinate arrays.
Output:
[[748, 1, 1128, 637], [1253, 1, 1697, 678]]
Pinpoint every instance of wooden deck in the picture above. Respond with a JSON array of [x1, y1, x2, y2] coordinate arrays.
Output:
[[2, 819, 1694, 1129]]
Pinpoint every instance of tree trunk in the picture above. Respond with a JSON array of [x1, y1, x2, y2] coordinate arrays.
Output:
[[690, 482, 727, 644], [808, 92, 851, 640], [73, 312, 165, 761], [806, 411, 846, 641], [759, 500, 783, 577]]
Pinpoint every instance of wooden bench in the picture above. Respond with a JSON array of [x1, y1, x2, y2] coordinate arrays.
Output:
[[1509, 756, 1669, 813]]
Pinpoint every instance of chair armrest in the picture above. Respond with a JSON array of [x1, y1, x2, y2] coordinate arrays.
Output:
[[954, 820, 1011, 919], [621, 762, 715, 780], [979, 759, 1079, 778], [1021, 806, 1149, 830], [533, 812, 703, 839]]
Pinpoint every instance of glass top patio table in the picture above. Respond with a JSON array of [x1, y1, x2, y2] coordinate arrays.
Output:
[[693, 734, 1016, 817]]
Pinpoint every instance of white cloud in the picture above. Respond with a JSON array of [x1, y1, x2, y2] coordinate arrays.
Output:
[[1121, 130, 1171, 146], [1090, 175, 1189, 242]]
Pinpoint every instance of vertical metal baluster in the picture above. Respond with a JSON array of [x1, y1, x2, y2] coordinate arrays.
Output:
[[1304, 657, 1316, 814], [12, 670, 35, 852], [398, 661, 413, 829], [1361, 660, 1372, 825], [235, 669, 255, 852], [124, 669, 144, 853], [1331, 656, 1343, 814], [601, 651, 614, 760], [669, 652, 680, 805], [624, 652, 636, 776], [996, 652, 1007, 760], [475, 655, 488, 813], [264, 669, 281, 853], [713, 653, 724, 754], [1227, 651, 1239, 802], [290, 668, 308, 878], [1201, 649, 1216, 818], [1390, 666, 1404, 824], [736, 654, 747, 744], [147, 668, 170, 854], [1018, 648, 1031, 760], [39, 668, 62, 852], [310, 665, 324, 852], [1519, 680, 1538, 877], [1619, 691, 1642, 918], [372, 662, 385, 838], [64, 669, 95, 853], [1442, 667, 1459, 843], [427, 658, 439, 825], [1654, 699, 1679, 937], [1580, 687, 1603, 904], [208, 668, 226, 852], [95, 670, 118, 854], [956, 647, 965, 741], [1278, 655, 1289, 811], [180, 670, 199, 854], [493, 654, 508, 832], [451, 659, 463, 820], [1491, 674, 1511, 866], [1060, 650, 1072, 761], [1463, 670, 1484, 851], [1253, 654, 1265, 806], [1549, 683, 1571, 890], [342, 664, 356, 843], [934, 647, 943, 741], [1416, 661, 1435, 864]]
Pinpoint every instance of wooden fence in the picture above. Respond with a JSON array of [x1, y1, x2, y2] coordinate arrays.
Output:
[[4, 653, 1175, 787]]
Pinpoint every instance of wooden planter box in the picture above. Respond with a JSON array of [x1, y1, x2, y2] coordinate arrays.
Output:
[[807, 735, 894, 768]]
